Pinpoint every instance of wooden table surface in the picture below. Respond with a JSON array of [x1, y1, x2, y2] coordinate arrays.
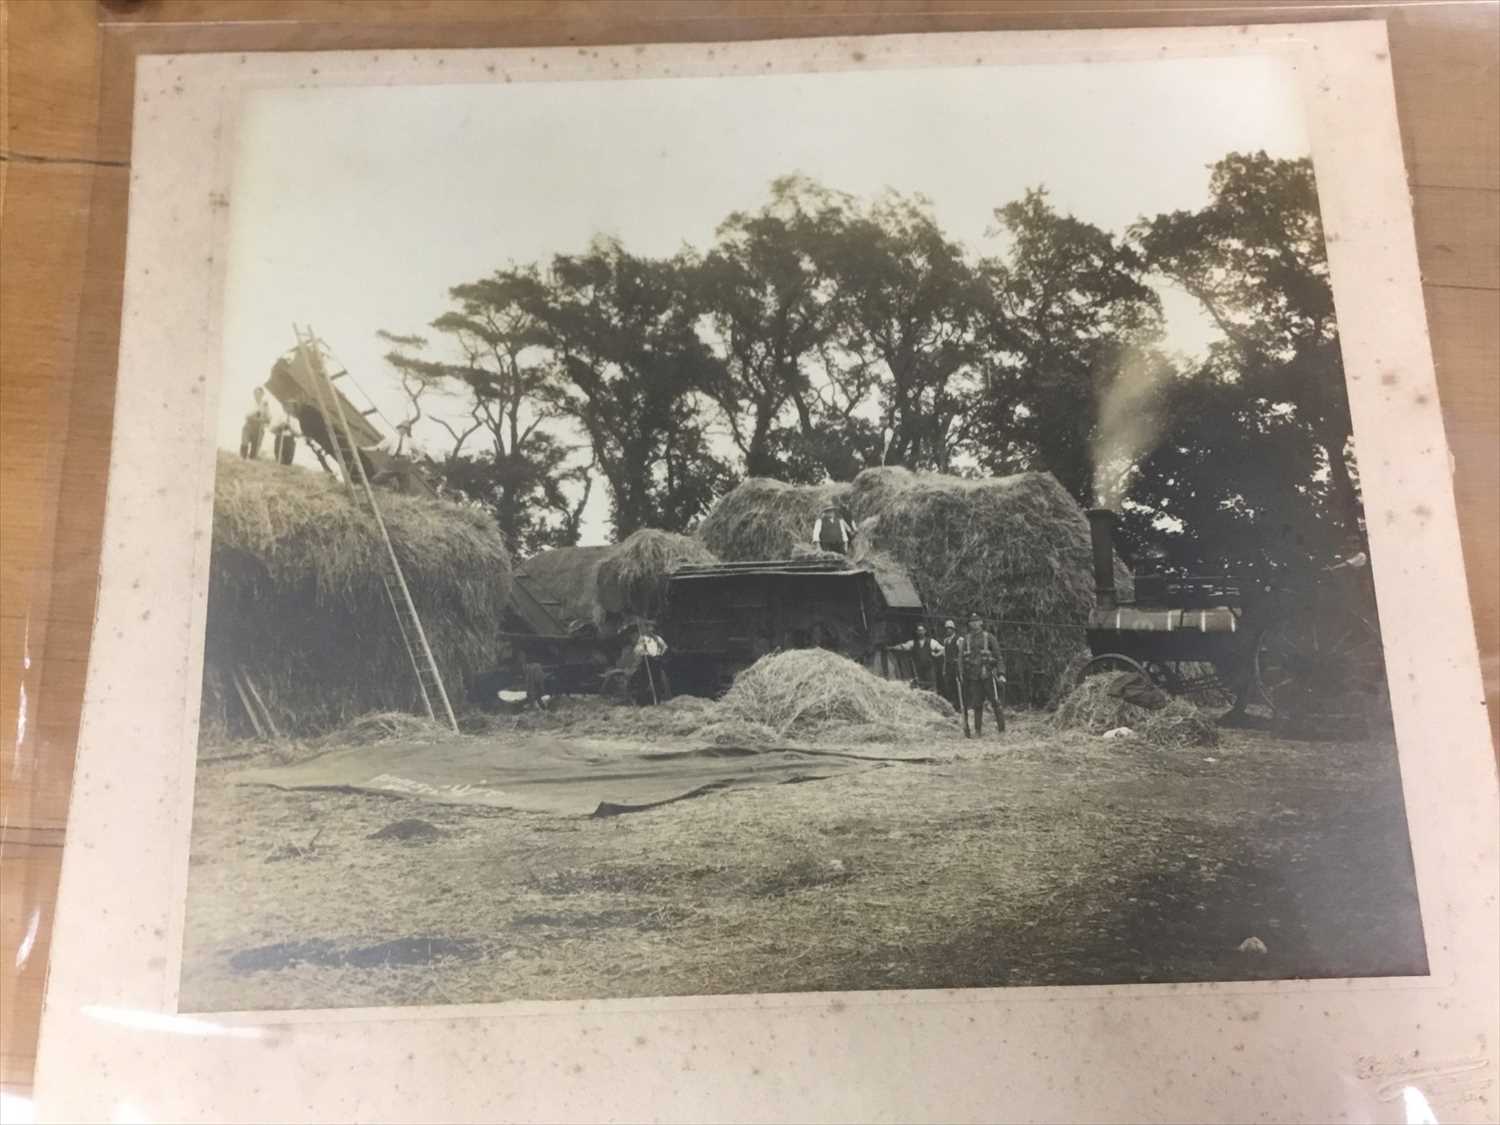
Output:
[[2, 0, 1496, 1101]]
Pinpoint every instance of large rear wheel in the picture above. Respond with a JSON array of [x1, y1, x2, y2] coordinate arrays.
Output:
[[1254, 603, 1389, 735]]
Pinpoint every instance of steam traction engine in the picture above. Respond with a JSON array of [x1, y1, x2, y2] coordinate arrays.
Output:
[[1081, 508, 1391, 734]]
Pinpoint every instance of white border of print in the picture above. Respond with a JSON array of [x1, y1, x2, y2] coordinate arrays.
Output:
[[33, 22, 1499, 1125]]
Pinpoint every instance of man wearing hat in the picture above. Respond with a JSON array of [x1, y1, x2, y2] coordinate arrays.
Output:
[[811, 503, 856, 556], [956, 612, 1006, 736], [885, 622, 946, 694], [632, 619, 671, 704], [240, 386, 273, 459], [938, 618, 963, 709]]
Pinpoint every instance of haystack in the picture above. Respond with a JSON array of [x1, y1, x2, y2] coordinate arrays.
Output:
[[595, 529, 716, 621], [850, 466, 1131, 700], [698, 477, 851, 560], [202, 453, 511, 739], [716, 649, 954, 742], [1053, 671, 1219, 748], [492, 651, 955, 746]]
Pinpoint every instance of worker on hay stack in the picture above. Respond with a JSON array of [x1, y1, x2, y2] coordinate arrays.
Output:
[[938, 618, 962, 709], [239, 386, 273, 459], [811, 504, 857, 556], [956, 612, 1006, 737], [885, 622, 946, 694], [271, 413, 300, 466], [632, 619, 672, 705]]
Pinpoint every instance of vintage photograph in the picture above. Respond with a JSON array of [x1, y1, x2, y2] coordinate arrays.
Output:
[[182, 51, 1426, 1013]]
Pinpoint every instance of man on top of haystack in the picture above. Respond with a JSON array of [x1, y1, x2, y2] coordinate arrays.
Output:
[[240, 386, 273, 459], [956, 612, 1006, 737], [811, 504, 857, 556]]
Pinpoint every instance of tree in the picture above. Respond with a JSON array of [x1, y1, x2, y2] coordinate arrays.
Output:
[[381, 267, 590, 555], [1130, 152, 1358, 573], [808, 187, 991, 472], [972, 189, 1164, 502], [697, 186, 838, 480], [531, 238, 732, 536]]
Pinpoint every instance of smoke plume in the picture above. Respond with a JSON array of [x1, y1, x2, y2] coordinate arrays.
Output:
[[1092, 348, 1169, 510]]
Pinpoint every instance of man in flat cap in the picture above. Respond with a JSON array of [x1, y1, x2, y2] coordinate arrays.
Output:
[[956, 612, 1006, 737]]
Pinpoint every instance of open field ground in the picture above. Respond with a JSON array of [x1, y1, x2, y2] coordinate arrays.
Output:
[[179, 711, 1426, 1012]]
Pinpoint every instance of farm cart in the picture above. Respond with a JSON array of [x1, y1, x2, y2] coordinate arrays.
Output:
[[1081, 508, 1391, 734]]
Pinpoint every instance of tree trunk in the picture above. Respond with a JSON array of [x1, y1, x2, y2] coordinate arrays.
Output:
[[745, 404, 776, 477], [1320, 424, 1364, 540]]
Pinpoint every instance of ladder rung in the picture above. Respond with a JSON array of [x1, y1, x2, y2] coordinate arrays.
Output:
[[360, 407, 379, 416], [329, 370, 348, 380]]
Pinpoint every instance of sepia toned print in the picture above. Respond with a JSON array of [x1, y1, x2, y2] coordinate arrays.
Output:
[[181, 52, 1424, 1013]]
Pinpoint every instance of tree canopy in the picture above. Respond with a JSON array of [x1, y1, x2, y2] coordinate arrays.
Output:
[[379, 151, 1360, 579]]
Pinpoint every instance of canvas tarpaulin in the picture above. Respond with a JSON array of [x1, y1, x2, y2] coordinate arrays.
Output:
[[232, 736, 904, 817]]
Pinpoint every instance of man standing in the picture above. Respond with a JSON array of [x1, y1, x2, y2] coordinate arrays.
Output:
[[272, 414, 300, 466], [633, 620, 671, 704], [886, 623, 946, 693], [239, 386, 272, 459], [957, 612, 1006, 736], [938, 618, 962, 709], [811, 504, 856, 556], [523, 659, 548, 712]]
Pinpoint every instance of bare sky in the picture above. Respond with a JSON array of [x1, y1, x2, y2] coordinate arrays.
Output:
[[220, 53, 1312, 544]]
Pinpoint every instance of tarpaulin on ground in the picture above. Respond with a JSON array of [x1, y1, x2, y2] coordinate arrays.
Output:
[[232, 737, 901, 817]]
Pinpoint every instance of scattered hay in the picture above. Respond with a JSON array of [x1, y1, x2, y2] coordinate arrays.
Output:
[[482, 695, 719, 740], [204, 454, 511, 739], [695, 718, 783, 747], [1053, 672, 1219, 749], [475, 653, 954, 746], [367, 819, 444, 842], [716, 649, 954, 742], [318, 711, 455, 747], [595, 529, 717, 621], [788, 544, 848, 562], [698, 478, 851, 560]]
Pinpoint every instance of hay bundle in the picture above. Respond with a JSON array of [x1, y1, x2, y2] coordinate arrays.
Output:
[[847, 466, 1128, 701], [595, 529, 716, 621], [698, 478, 851, 561], [1053, 672, 1219, 748], [717, 649, 954, 741], [204, 453, 511, 739], [847, 463, 919, 519]]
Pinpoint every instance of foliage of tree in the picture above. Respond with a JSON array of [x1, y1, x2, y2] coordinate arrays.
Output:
[[381, 153, 1359, 581], [1127, 152, 1354, 574], [803, 185, 992, 472], [378, 271, 589, 556], [529, 238, 732, 537], [974, 188, 1164, 498], [697, 182, 837, 481]]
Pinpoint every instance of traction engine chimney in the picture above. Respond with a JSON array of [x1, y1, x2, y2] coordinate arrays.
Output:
[[1085, 508, 1118, 611]]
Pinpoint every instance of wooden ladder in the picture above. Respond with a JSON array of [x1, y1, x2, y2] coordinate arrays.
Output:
[[293, 323, 459, 732]]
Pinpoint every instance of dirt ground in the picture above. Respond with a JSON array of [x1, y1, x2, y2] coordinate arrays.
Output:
[[179, 712, 1427, 1012]]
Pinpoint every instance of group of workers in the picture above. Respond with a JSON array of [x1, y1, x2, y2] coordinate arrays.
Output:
[[813, 506, 1011, 736], [888, 615, 1006, 736], [514, 614, 1004, 738], [239, 385, 300, 466]]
